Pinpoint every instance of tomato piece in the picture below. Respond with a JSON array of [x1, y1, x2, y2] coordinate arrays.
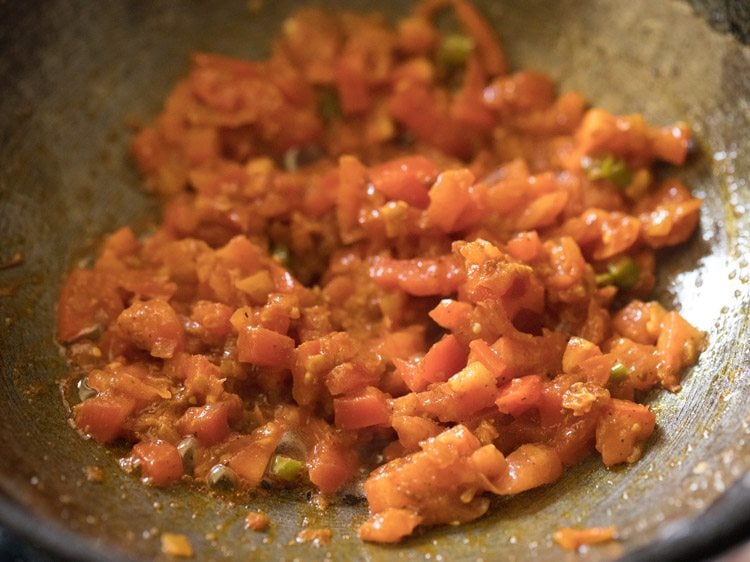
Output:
[[325, 362, 380, 396], [307, 436, 358, 494], [612, 300, 666, 345], [398, 334, 466, 392], [176, 354, 224, 401], [425, 169, 478, 232], [116, 299, 184, 359], [237, 326, 295, 368], [506, 231, 542, 262], [227, 421, 285, 488], [483, 72, 555, 112], [75, 395, 135, 443], [334, 386, 391, 430], [655, 311, 704, 390], [468, 339, 512, 383], [335, 56, 371, 114], [370, 255, 464, 297], [595, 399, 656, 466], [132, 440, 183, 486], [422, 334, 467, 384], [337, 155, 367, 243], [391, 415, 443, 452], [57, 270, 123, 342], [495, 375, 544, 417], [369, 155, 439, 209], [650, 123, 691, 165], [429, 299, 473, 332], [492, 443, 563, 494], [177, 400, 238, 446], [363, 425, 493, 538]]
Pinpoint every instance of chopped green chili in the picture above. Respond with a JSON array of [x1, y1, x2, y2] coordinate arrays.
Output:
[[318, 88, 341, 124], [270, 455, 304, 481], [584, 154, 633, 189], [271, 242, 291, 268], [596, 256, 640, 289], [609, 361, 630, 383], [437, 33, 475, 69]]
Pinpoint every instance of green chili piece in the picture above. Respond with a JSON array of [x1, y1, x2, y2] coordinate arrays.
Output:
[[270, 455, 304, 481], [438, 33, 475, 69], [609, 361, 630, 383], [271, 243, 291, 269], [596, 256, 640, 289], [318, 88, 341, 124], [584, 154, 633, 189]]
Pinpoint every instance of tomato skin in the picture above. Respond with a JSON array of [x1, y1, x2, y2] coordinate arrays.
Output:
[[132, 440, 184, 486]]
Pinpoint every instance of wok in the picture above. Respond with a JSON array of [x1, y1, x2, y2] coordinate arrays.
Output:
[[1, 1, 749, 560]]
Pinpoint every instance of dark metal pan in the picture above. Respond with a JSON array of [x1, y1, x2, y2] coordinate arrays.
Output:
[[1, 1, 749, 560]]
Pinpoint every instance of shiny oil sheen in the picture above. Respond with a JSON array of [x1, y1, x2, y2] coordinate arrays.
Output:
[[0, 1, 748, 561]]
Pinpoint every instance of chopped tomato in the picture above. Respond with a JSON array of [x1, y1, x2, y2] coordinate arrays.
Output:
[[227, 421, 285, 488], [369, 155, 439, 209], [334, 387, 391, 430], [75, 395, 134, 443], [595, 399, 656, 466], [307, 435, 359, 494], [237, 327, 295, 368], [57, 270, 123, 342], [496, 375, 544, 417], [492, 443, 563, 494], [370, 255, 464, 297], [56, 1, 703, 546], [177, 400, 239, 446], [132, 440, 183, 486], [116, 299, 184, 359]]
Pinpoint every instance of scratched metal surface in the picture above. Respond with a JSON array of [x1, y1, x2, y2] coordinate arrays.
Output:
[[0, 1, 748, 561]]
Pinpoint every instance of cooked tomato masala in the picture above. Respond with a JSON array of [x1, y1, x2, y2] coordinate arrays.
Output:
[[57, 0, 704, 545]]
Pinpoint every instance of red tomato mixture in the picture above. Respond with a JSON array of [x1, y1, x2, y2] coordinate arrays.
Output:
[[58, 0, 705, 544]]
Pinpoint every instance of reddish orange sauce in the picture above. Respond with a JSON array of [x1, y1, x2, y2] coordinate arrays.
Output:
[[58, 0, 704, 544]]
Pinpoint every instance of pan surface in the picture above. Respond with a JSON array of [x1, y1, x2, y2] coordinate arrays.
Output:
[[0, 1, 749, 560]]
